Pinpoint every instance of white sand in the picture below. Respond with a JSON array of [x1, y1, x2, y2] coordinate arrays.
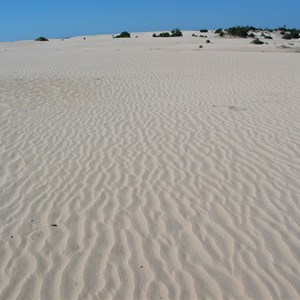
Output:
[[0, 31, 300, 299]]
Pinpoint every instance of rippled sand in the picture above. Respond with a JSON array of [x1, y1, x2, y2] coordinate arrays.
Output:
[[1, 31, 300, 299]]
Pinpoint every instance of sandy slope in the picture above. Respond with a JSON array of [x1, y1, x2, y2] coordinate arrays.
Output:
[[0, 31, 300, 299]]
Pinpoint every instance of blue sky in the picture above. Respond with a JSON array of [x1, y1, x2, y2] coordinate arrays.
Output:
[[0, 0, 299, 42]]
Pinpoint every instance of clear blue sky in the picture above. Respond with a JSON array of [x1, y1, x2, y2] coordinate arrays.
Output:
[[0, 0, 299, 42]]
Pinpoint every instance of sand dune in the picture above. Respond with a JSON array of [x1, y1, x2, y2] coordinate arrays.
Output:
[[0, 31, 300, 299]]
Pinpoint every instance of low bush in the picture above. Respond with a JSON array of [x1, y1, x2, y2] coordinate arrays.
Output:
[[282, 30, 300, 39], [200, 29, 208, 33], [276, 27, 287, 32], [159, 32, 171, 37], [219, 31, 224, 37], [227, 26, 248, 38], [282, 33, 293, 40], [227, 26, 255, 38], [153, 29, 183, 37], [34, 37, 48, 41], [171, 28, 183, 37], [251, 38, 264, 45], [114, 31, 131, 38], [206, 39, 211, 43], [215, 28, 222, 34]]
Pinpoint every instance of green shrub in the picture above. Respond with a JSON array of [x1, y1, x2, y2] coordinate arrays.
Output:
[[34, 36, 48, 41], [206, 39, 211, 43], [215, 28, 223, 34], [282, 33, 292, 39], [251, 38, 264, 45], [248, 33, 255, 38], [159, 32, 171, 37], [227, 26, 251, 38], [264, 35, 273, 39], [282, 30, 299, 39], [277, 27, 287, 32], [219, 31, 224, 37], [114, 31, 131, 38], [200, 29, 208, 33], [154, 29, 182, 38], [171, 28, 183, 37]]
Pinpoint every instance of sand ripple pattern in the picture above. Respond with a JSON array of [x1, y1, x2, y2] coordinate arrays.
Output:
[[1, 43, 300, 300]]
